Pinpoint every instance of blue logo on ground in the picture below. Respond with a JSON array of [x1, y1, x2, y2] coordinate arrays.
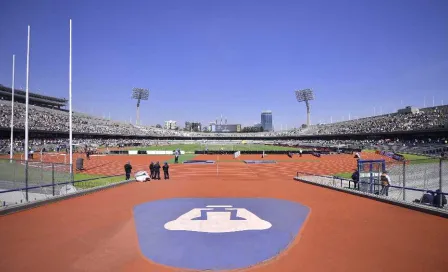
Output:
[[133, 198, 309, 271]]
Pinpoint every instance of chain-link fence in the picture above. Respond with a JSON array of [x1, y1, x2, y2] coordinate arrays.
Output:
[[386, 159, 445, 203], [295, 158, 448, 210], [0, 158, 130, 209], [0, 158, 73, 207]]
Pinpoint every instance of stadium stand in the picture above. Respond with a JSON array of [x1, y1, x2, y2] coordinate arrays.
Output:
[[0, 85, 67, 109], [0, 83, 448, 154], [1, 98, 447, 137]]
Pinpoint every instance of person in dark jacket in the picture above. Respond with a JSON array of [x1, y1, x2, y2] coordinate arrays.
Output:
[[351, 169, 360, 190], [163, 162, 170, 180], [149, 162, 155, 178], [433, 189, 447, 208], [154, 161, 161, 180], [124, 161, 132, 180], [380, 171, 391, 196]]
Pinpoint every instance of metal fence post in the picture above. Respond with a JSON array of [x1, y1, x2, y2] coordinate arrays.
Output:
[[439, 158, 443, 207], [402, 160, 406, 201], [52, 163, 55, 196], [71, 164, 74, 186], [25, 160, 29, 202]]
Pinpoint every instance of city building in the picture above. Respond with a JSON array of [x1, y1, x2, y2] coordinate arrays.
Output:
[[164, 120, 177, 130], [185, 121, 202, 132], [210, 123, 241, 133], [261, 110, 273, 131]]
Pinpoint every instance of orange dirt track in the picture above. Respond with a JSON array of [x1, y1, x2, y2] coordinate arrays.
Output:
[[1, 152, 447, 272]]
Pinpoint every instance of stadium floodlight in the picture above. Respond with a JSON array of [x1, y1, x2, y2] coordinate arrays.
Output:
[[295, 89, 315, 126], [132, 87, 149, 125]]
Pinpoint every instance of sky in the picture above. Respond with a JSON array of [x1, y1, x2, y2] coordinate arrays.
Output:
[[1, 0, 447, 130]]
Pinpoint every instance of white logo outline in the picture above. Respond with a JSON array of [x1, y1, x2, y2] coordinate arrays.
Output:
[[164, 205, 272, 233]]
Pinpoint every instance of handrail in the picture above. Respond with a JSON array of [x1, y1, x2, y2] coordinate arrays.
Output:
[[295, 171, 448, 196], [0, 174, 124, 195]]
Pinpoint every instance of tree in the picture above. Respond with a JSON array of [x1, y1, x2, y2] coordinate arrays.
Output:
[[259, 126, 264, 132], [156, 124, 162, 128]]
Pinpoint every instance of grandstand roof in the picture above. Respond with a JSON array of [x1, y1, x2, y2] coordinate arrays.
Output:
[[0, 84, 67, 107]]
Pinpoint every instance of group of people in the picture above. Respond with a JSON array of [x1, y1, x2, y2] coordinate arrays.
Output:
[[123, 161, 170, 181], [149, 161, 170, 180], [351, 169, 391, 196]]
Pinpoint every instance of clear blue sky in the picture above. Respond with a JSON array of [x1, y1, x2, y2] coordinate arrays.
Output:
[[1, 0, 447, 129]]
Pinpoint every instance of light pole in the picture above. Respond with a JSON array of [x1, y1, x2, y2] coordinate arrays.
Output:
[[295, 89, 315, 126], [132, 88, 149, 125]]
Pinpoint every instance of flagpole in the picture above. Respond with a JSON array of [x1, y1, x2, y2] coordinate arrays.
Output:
[[24, 25, 30, 162], [69, 19, 73, 173], [10, 55, 15, 161]]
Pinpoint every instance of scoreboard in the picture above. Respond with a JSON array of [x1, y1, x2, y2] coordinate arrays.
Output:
[[212, 124, 241, 133]]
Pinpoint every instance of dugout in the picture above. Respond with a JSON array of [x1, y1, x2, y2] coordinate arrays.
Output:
[[357, 159, 386, 194]]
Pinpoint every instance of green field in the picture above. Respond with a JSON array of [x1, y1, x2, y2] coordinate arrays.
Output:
[[73, 173, 126, 189], [165, 154, 198, 164], [396, 153, 439, 164], [332, 172, 353, 179], [136, 144, 300, 152]]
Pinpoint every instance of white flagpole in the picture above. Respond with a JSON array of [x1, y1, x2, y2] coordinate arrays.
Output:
[[24, 26, 30, 162], [10, 55, 15, 161], [69, 19, 73, 172]]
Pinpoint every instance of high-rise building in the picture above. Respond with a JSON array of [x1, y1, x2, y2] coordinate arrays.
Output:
[[164, 120, 177, 130], [184, 121, 192, 131], [261, 110, 273, 131]]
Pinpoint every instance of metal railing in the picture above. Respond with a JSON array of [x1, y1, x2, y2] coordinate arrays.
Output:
[[295, 158, 448, 210], [0, 158, 126, 208]]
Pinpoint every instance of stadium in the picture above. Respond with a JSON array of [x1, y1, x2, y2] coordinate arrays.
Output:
[[1, 3, 448, 272]]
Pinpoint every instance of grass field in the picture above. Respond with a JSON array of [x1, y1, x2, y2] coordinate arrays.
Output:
[[166, 154, 198, 164], [73, 173, 126, 189], [397, 153, 439, 164], [332, 172, 353, 179], [132, 144, 300, 152]]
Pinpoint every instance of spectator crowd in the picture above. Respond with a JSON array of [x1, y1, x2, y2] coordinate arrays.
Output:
[[1, 98, 447, 139]]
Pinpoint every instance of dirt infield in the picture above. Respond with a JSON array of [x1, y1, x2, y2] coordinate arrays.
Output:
[[0, 152, 447, 271]]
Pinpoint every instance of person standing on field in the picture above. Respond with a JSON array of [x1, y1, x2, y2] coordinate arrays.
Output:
[[149, 161, 155, 178], [124, 161, 132, 180], [174, 150, 179, 164], [163, 162, 170, 180], [154, 161, 161, 180]]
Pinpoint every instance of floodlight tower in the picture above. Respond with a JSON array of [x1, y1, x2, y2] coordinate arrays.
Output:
[[132, 88, 149, 125], [295, 89, 315, 126]]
